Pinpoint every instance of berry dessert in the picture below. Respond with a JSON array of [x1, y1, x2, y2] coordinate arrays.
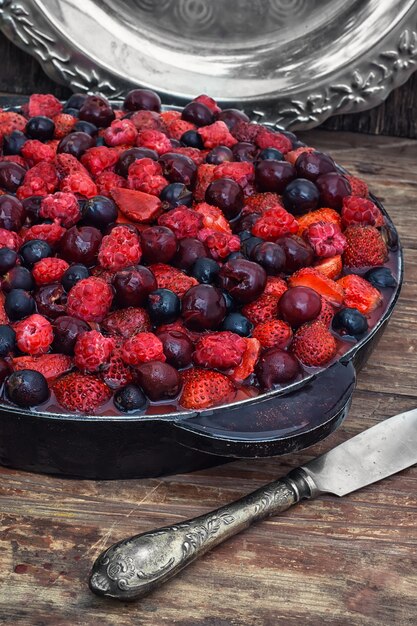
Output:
[[0, 90, 399, 415]]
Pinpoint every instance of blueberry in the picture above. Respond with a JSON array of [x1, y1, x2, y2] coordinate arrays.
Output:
[[95, 136, 105, 147], [160, 182, 193, 209], [238, 230, 252, 242], [221, 290, 235, 312], [191, 258, 220, 284], [180, 129, 203, 149], [364, 267, 396, 289], [63, 107, 80, 117], [332, 307, 368, 338], [0, 248, 18, 273], [2, 130, 27, 155], [25, 116, 55, 141], [61, 264, 90, 292], [2, 266, 35, 292], [73, 120, 98, 136], [182, 101, 214, 127], [20, 239, 52, 268], [242, 236, 263, 258], [0, 359, 9, 384], [65, 93, 88, 110], [258, 147, 284, 161], [226, 251, 245, 261], [82, 195, 118, 229], [5, 289, 35, 321], [221, 312, 253, 337], [147, 289, 181, 324], [0, 324, 16, 356], [114, 384, 148, 413], [5, 369, 49, 407], [283, 178, 320, 215]]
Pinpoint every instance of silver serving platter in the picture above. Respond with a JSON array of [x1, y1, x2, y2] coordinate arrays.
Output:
[[0, 0, 416, 129]]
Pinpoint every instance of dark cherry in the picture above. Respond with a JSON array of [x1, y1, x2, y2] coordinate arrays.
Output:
[[332, 307, 368, 338], [241, 236, 263, 259], [251, 241, 286, 275], [114, 384, 148, 413], [141, 226, 177, 264], [232, 142, 258, 162], [180, 130, 204, 149], [159, 153, 197, 188], [283, 178, 320, 216], [255, 160, 296, 193], [295, 151, 337, 182], [160, 182, 193, 209], [0, 162, 26, 193], [22, 196, 42, 225], [365, 266, 396, 288], [156, 330, 194, 369], [147, 289, 180, 324], [174, 237, 209, 270], [135, 361, 181, 402], [0, 195, 25, 231], [226, 251, 245, 261], [218, 108, 250, 130], [2, 266, 34, 292], [0, 248, 18, 273], [6, 370, 49, 408], [57, 131, 95, 159], [258, 147, 284, 161], [221, 289, 235, 312], [116, 147, 158, 177], [61, 263, 90, 292], [78, 95, 115, 127], [316, 173, 352, 210], [2, 130, 27, 155], [25, 116, 55, 141], [221, 312, 253, 337], [0, 358, 9, 384], [255, 348, 300, 388], [112, 266, 157, 307], [279, 286, 322, 326], [4, 289, 35, 321], [59, 226, 102, 265], [205, 146, 233, 165], [124, 88, 161, 112], [35, 283, 68, 320], [191, 258, 220, 284], [218, 259, 266, 304], [182, 101, 214, 127], [276, 235, 314, 273], [20, 239, 52, 267], [0, 324, 16, 356], [182, 284, 226, 331], [205, 178, 244, 220], [82, 195, 118, 229], [65, 93, 88, 110], [73, 120, 98, 136], [53, 315, 89, 355]]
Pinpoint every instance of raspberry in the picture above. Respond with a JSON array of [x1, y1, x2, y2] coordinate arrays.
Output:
[[101, 349, 134, 389], [242, 192, 283, 216], [103, 118, 137, 147], [252, 206, 298, 240], [166, 118, 195, 140], [253, 319, 293, 349], [102, 307, 151, 338], [53, 372, 112, 413], [345, 175, 368, 198], [297, 207, 341, 236], [194, 163, 216, 201], [180, 367, 235, 410], [264, 276, 288, 300], [285, 146, 315, 166], [67, 276, 114, 322], [53, 113, 77, 139], [81, 146, 119, 177], [213, 161, 254, 192], [60, 173, 98, 198], [130, 110, 165, 132], [193, 94, 221, 114], [255, 128, 292, 154], [337, 274, 382, 314], [11, 353, 72, 382], [0, 111, 27, 136], [26, 93, 63, 118], [40, 191, 80, 227], [198, 228, 241, 260], [343, 225, 388, 268], [22, 221, 66, 247], [14, 314, 53, 356], [21, 140, 56, 165], [159, 110, 180, 126], [54, 153, 89, 179], [170, 146, 206, 166], [74, 330, 115, 373], [136, 130, 172, 155], [32, 257, 69, 285], [150, 263, 198, 297], [198, 121, 237, 149], [193, 331, 246, 370], [341, 196, 384, 228], [95, 170, 127, 196], [292, 320, 337, 367], [158, 206, 203, 239], [0, 228, 22, 251], [121, 332, 166, 366], [17, 162, 59, 199], [304, 221, 347, 258], [242, 294, 279, 325], [231, 121, 260, 143], [194, 202, 231, 233], [98, 224, 142, 271], [127, 158, 167, 195]]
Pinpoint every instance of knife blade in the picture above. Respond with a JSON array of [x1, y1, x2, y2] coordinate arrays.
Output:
[[89, 408, 417, 602]]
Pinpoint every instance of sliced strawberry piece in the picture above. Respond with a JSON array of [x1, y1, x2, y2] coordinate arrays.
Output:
[[11, 354, 73, 382], [111, 187, 162, 223], [179, 368, 236, 410], [230, 338, 261, 382], [288, 267, 344, 307], [194, 202, 232, 233], [314, 255, 343, 280], [150, 263, 198, 297], [337, 274, 382, 315]]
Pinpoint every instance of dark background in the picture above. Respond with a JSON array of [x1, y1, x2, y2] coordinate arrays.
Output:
[[1, 33, 416, 138]]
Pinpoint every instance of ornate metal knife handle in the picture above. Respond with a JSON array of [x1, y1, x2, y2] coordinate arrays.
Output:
[[89, 469, 314, 601]]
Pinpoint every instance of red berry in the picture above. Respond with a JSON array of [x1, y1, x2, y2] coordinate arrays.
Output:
[[252, 206, 298, 240], [111, 187, 162, 223], [341, 196, 384, 228], [23, 221, 66, 247], [316, 297, 335, 327], [343, 225, 388, 268], [101, 349, 134, 390], [345, 175, 368, 198], [60, 173, 98, 198], [81, 146, 119, 177], [102, 307, 151, 338], [130, 110, 165, 132], [136, 130, 172, 155], [337, 274, 382, 315], [314, 255, 343, 280], [179, 367, 235, 410], [253, 319, 293, 349], [0, 111, 27, 136], [166, 118, 195, 139], [26, 93, 63, 118], [289, 267, 344, 307], [194, 202, 231, 233], [98, 224, 142, 271], [53, 113, 77, 139], [104, 119, 138, 147], [304, 221, 346, 258], [292, 320, 337, 367], [197, 228, 241, 260], [0, 228, 22, 251], [213, 161, 254, 192], [229, 337, 261, 382], [53, 372, 112, 413], [198, 121, 237, 149], [264, 276, 288, 300], [242, 192, 283, 216], [40, 191, 80, 227], [17, 161, 58, 198], [67, 276, 113, 322], [74, 330, 115, 373], [193, 331, 247, 370], [194, 163, 216, 202], [255, 128, 292, 154], [32, 257, 69, 285], [193, 94, 221, 114], [127, 158, 167, 195], [242, 293, 279, 325], [55, 153, 90, 178], [14, 313, 53, 356], [151, 263, 198, 297], [121, 332, 165, 366], [21, 140, 56, 166], [11, 353, 72, 382], [158, 206, 203, 239], [95, 170, 127, 197]]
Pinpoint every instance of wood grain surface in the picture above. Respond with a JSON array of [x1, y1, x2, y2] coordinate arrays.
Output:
[[0, 131, 417, 626]]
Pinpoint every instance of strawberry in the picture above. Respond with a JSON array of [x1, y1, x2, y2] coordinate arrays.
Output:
[[314, 255, 343, 280], [343, 225, 388, 268], [0, 111, 27, 136], [242, 192, 283, 216], [11, 354, 73, 382], [230, 338, 261, 382], [150, 263, 198, 297], [194, 164, 216, 202], [288, 267, 344, 307], [345, 175, 368, 198], [264, 276, 288, 300], [296, 207, 341, 236], [292, 320, 337, 367], [253, 319, 292, 350], [102, 307, 151, 337], [111, 187, 162, 223], [316, 297, 335, 327], [26, 93, 63, 118], [337, 274, 382, 315], [179, 368, 235, 410], [193, 202, 231, 233], [53, 113, 76, 139], [53, 372, 112, 413], [0, 293, 8, 324], [242, 294, 279, 325]]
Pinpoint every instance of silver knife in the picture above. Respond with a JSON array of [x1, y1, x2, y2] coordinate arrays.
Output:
[[89, 408, 417, 601]]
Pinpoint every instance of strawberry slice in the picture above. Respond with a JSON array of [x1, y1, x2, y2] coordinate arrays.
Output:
[[314, 255, 343, 280], [337, 274, 382, 315], [179, 368, 236, 410], [0, 293, 8, 324], [230, 338, 261, 382], [111, 188, 162, 223], [11, 354, 73, 382], [288, 267, 344, 307]]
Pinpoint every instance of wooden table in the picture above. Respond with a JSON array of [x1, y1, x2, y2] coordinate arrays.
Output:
[[0, 131, 416, 626]]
